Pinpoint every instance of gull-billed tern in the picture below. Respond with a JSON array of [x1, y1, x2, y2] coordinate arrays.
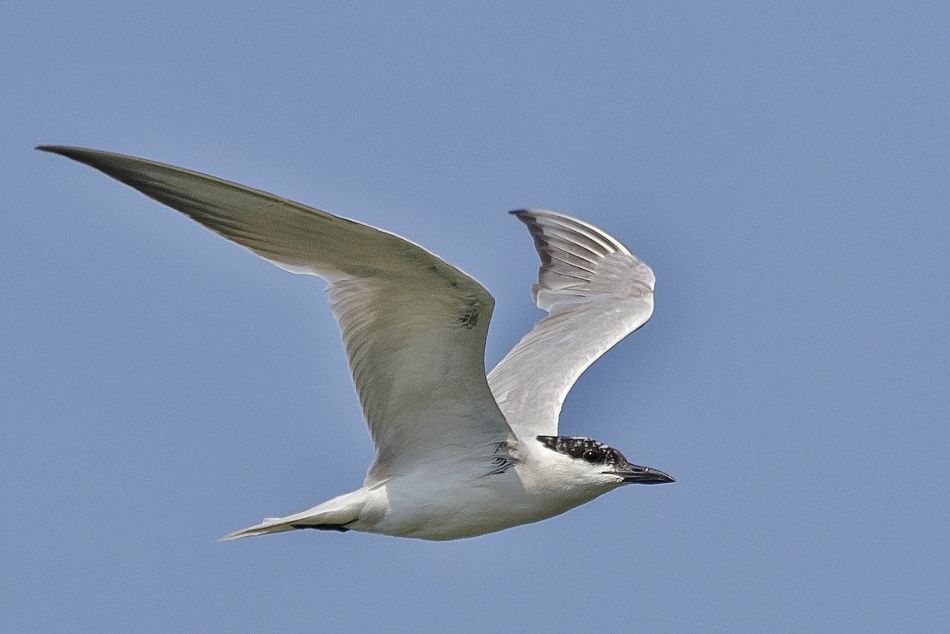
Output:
[[38, 145, 674, 541]]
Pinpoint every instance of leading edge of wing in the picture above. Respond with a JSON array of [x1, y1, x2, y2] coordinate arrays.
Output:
[[36, 145, 434, 282]]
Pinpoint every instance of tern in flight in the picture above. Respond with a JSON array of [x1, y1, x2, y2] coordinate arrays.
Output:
[[39, 146, 674, 541]]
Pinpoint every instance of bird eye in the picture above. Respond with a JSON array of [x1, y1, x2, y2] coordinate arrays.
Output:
[[582, 449, 601, 463]]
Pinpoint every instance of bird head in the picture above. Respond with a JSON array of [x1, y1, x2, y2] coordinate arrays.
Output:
[[536, 435, 674, 487]]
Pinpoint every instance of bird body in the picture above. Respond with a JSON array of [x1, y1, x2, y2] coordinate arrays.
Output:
[[234, 438, 623, 541], [39, 145, 674, 541]]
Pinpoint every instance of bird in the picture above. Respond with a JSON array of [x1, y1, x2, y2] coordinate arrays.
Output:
[[38, 145, 674, 541]]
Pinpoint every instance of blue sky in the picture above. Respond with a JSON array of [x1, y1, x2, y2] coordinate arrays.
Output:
[[3, 2, 949, 631]]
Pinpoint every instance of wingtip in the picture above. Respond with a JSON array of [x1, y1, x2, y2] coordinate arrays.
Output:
[[508, 208, 548, 223], [35, 145, 82, 158], [509, 208, 569, 224]]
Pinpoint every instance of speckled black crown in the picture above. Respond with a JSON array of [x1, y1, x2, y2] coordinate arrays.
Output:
[[536, 435, 629, 467]]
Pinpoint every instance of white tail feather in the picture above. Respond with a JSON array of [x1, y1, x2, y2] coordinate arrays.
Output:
[[218, 489, 369, 542]]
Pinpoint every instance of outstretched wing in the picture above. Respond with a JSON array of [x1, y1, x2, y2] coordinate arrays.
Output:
[[488, 209, 655, 439], [39, 146, 511, 482]]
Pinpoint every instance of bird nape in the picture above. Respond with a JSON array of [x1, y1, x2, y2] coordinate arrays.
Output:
[[39, 145, 674, 541]]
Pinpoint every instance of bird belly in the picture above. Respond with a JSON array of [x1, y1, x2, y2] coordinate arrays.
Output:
[[352, 469, 606, 540]]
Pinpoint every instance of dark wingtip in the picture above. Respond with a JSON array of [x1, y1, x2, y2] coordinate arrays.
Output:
[[510, 208, 564, 222], [34, 146, 123, 173], [35, 145, 79, 157], [509, 209, 541, 226]]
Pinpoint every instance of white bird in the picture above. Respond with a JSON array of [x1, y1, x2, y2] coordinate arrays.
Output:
[[39, 145, 674, 541]]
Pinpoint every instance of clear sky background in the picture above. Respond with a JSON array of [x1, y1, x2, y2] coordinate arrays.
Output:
[[3, 2, 948, 631]]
